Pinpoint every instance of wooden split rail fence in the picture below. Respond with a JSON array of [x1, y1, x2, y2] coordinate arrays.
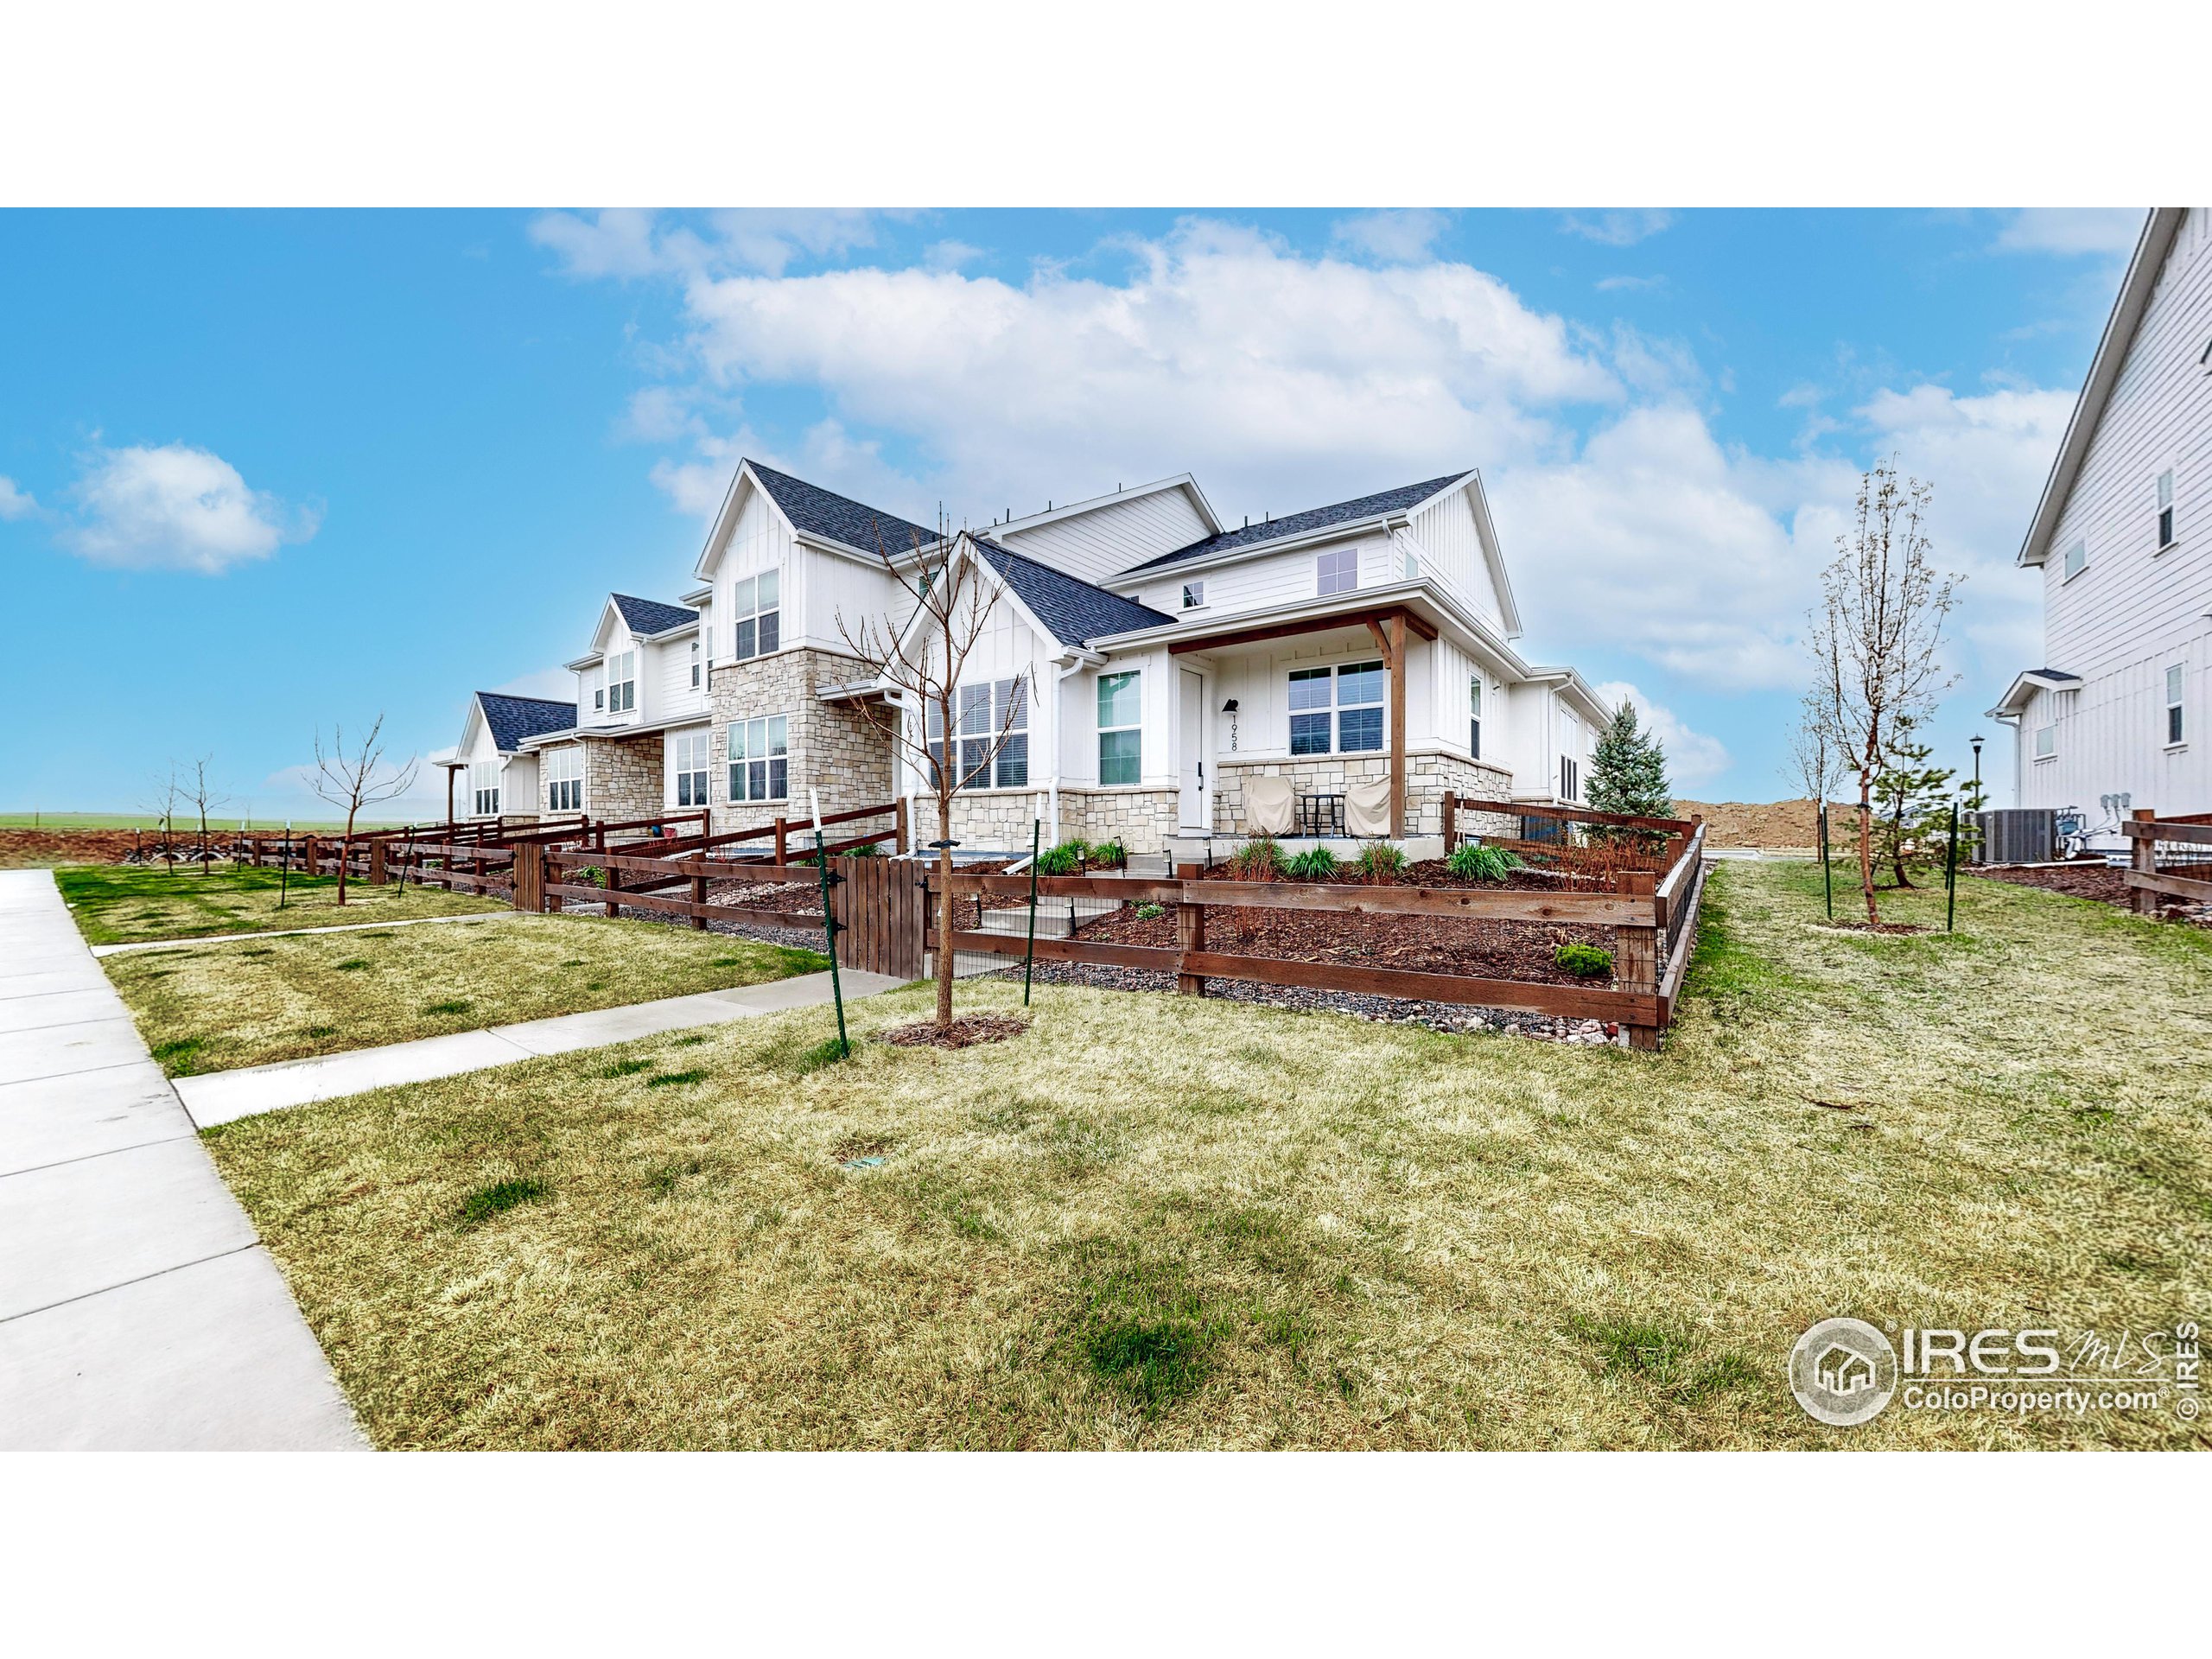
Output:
[[2123, 809, 2212, 916]]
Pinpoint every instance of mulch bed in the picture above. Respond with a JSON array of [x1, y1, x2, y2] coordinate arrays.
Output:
[[1974, 859, 2210, 927], [878, 1012, 1030, 1049]]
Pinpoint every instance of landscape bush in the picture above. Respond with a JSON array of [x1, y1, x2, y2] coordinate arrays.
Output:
[[1224, 836, 1281, 880], [1554, 942, 1614, 978], [1352, 844, 1407, 884], [1282, 846, 1339, 881], [1446, 844, 1522, 882]]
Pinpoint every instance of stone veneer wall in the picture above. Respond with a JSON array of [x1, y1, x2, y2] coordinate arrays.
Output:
[[1212, 751, 1516, 837], [707, 647, 893, 832], [583, 732, 666, 823], [910, 787, 1181, 855]]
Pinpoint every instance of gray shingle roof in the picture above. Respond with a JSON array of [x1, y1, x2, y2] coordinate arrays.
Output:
[[2028, 667, 2082, 681], [749, 461, 937, 556], [1121, 472, 1468, 575], [610, 594, 699, 636], [976, 538, 1174, 647], [478, 692, 578, 752]]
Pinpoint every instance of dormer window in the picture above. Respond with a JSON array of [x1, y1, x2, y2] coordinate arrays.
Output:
[[1316, 548, 1358, 597], [731, 568, 781, 661]]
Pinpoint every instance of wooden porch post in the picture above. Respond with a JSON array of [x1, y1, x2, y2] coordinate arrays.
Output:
[[444, 766, 454, 828], [1365, 612, 1408, 836]]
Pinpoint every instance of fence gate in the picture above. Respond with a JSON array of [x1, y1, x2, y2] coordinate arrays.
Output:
[[830, 855, 925, 979]]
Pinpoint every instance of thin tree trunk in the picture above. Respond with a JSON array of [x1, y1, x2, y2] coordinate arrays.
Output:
[[936, 836, 955, 1028], [338, 806, 357, 905], [1855, 769, 1878, 924]]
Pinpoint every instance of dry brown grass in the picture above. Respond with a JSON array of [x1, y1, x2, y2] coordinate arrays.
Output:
[[107, 913, 827, 1075], [202, 862, 2212, 1449]]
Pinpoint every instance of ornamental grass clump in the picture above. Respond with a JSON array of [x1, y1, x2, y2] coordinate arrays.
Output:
[[1035, 840, 1088, 876], [1446, 844, 1522, 882], [1352, 844, 1407, 884], [1224, 836, 1282, 880], [1282, 846, 1340, 881]]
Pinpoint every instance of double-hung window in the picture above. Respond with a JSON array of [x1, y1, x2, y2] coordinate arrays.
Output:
[[671, 730, 709, 807], [544, 747, 582, 813], [727, 715, 788, 802], [730, 569, 782, 661], [1097, 671, 1141, 785], [1560, 755, 1580, 802], [1468, 676, 1484, 760], [470, 760, 499, 817], [2158, 470, 2177, 550], [604, 650, 636, 714], [1316, 548, 1358, 596], [1288, 661, 1384, 755], [2167, 664, 2186, 746]]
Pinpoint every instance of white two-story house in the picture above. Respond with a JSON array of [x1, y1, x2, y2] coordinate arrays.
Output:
[[444, 458, 1610, 853], [1992, 207, 2211, 832]]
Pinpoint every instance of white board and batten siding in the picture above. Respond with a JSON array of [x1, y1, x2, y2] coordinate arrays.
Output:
[[2024, 207, 2212, 817], [998, 487, 1214, 588], [1409, 484, 1509, 633]]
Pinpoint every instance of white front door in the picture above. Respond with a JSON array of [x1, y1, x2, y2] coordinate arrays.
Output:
[[1179, 669, 1210, 830]]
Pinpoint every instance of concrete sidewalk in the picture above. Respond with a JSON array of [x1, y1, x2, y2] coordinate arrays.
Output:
[[176, 966, 907, 1128], [0, 869, 366, 1450]]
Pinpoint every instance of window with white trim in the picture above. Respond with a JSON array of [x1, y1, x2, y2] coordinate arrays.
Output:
[[603, 649, 636, 714], [2157, 469, 2176, 550], [544, 747, 582, 813], [727, 715, 788, 802], [1560, 755, 1580, 802], [470, 760, 499, 817], [1316, 548, 1358, 596], [1288, 661, 1384, 755], [1469, 676, 1484, 761], [690, 640, 702, 688], [1180, 580, 1205, 609], [671, 730, 709, 807], [2167, 664, 2186, 746], [927, 677, 1029, 791], [729, 569, 782, 661], [1097, 671, 1142, 785], [2063, 539, 2087, 580], [2034, 723, 2056, 760]]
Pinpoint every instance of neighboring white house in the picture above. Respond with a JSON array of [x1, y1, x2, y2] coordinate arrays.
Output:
[[434, 691, 579, 823], [1992, 207, 2212, 836], [446, 459, 1611, 852]]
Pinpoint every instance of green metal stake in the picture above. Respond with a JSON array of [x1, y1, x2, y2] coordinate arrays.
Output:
[[1945, 799, 1960, 932], [278, 821, 292, 911], [1819, 804, 1832, 918], [1023, 817, 1041, 1005], [814, 830, 850, 1059]]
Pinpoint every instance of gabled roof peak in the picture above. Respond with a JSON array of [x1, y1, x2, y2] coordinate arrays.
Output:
[[1118, 471, 1471, 575]]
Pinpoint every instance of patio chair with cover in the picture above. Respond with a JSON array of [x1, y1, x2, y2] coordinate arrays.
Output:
[[1344, 778, 1393, 838], [1243, 775, 1296, 836]]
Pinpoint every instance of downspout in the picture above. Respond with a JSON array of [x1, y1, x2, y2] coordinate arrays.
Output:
[[1047, 648, 1103, 847]]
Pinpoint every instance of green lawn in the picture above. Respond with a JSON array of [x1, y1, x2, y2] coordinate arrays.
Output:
[[57, 863, 504, 946], [203, 861, 2212, 1450], [108, 913, 829, 1075]]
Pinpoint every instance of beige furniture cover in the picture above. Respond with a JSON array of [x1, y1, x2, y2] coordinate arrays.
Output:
[[1345, 778, 1394, 839], [1243, 775, 1296, 836]]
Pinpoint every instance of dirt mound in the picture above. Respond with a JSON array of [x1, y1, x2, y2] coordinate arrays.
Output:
[[0, 829, 185, 869], [1672, 798, 1847, 850]]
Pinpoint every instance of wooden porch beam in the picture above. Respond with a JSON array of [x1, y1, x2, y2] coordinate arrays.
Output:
[[1168, 604, 1437, 657]]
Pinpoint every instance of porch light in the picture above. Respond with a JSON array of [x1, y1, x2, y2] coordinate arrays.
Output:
[[1223, 697, 1239, 752]]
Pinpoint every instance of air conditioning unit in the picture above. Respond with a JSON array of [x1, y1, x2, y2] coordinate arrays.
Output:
[[1976, 808, 2055, 865]]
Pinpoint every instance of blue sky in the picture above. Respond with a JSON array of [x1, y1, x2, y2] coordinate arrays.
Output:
[[1, 207, 2145, 816]]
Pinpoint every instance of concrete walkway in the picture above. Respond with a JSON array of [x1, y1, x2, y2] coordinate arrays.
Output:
[[177, 967, 907, 1127], [0, 869, 366, 1450]]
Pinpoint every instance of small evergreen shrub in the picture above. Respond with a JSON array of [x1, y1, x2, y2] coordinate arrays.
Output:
[[1134, 901, 1165, 921], [1352, 843, 1407, 884], [1225, 836, 1282, 880], [1283, 846, 1340, 881], [1446, 844, 1522, 882], [1554, 942, 1613, 978]]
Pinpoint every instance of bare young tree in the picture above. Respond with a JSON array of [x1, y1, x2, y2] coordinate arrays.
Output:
[[836, 518, 1025, 1032], [308, 715, 419, 906], [143, 762, 183, 874], [1785, 695, 1841, 856], [1805, 461, 1961, 923], [181, 754, 228, 877]]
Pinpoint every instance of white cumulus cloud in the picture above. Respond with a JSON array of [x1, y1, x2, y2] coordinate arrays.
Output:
[[1560, 209, 1674, 246], [62, 443, 317, 574], [0, 475, 36, 518], [1331, 209, 1451, 263], [1993, 208, 2145, 257]]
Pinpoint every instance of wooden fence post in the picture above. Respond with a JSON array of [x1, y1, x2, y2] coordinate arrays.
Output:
[[512, 841, 542, 913], [894, 798, 909, 856], [1441, 792, 1457, 854], [1615, 869, 1659, 1050], [1176, 881, 1206, 997], [302, 835, 319, 878], [690, 858, 708, 930], [2131, 808, 2158, 916], [368, 838, 387, 887], [774, 817, 788, 867]]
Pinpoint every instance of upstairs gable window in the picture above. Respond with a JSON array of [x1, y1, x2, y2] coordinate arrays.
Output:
[[731, 569, 782, 661], [1181, 580, 1205, 609], [470, 760, 499, 817], [2158, 470, 2176, 550], [1316, 548, 1358, 597], [2062, 539, 2087, 581], [603, 650, 637, 714], [690, 640, 702, 688], [2034, 723, 2056, 760]]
